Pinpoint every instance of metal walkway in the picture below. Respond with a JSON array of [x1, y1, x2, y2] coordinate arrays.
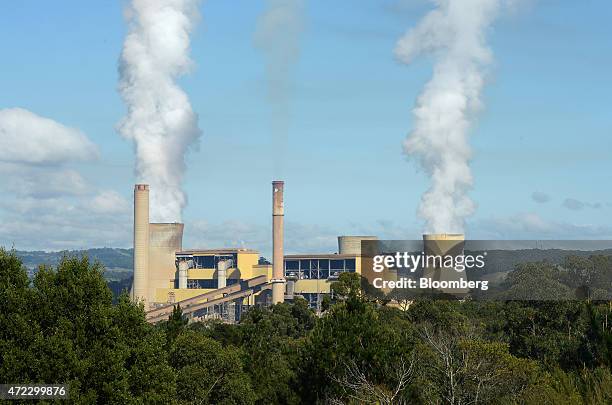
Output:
[[145, 275, 269, 323]]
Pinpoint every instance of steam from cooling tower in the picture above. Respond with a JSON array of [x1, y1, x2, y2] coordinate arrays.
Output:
[[118, 0, 202, 222], [395, 0, 506, 234], [254, 0, 304, 174]]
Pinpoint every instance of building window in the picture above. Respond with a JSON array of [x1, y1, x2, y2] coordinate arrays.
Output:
[[187, 279, 218, 289], [191, 254, 238, 269], [194, 255, 215, 269], [285, 257, 357, 279], [345, 259, 356, 271], [300, 259, 310, 272], [330, 259, 344, 271]]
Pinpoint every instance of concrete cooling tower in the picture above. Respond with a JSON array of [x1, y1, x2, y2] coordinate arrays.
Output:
[[148, 223, 184, 305], [422, 233, 468, 295], [338, 235, 378, 255]]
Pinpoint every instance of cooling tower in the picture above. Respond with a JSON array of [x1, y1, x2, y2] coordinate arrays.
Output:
[[271, 180, 285, 304], [338, 235, 378, 255], [148, 223, 184, 304], [133, 184, 150, 304], [422, 233, 468, 294]]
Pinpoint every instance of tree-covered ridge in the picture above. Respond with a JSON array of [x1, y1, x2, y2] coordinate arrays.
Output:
[[15, 248, 133, 272], [1, 248, 612, 404]]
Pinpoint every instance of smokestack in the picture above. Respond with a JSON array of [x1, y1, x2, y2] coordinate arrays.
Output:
[[272, 180, 285, 304], [133, 184, 150, 305]]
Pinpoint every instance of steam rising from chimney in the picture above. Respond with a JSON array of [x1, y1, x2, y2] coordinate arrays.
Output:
[[395, 0, 505, 233], [118, 0, 201, 222], [254, 0, 304, 174]]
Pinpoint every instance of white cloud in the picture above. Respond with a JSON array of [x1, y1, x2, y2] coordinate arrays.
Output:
[[184, 220, 339, 259], [1, 163, 88, 198], [0, 194, 132, 251], [0, 108, 98, 165], [184, 219, 423, 259], [90, 191, 131, 214], [0, 108, 132, 251]]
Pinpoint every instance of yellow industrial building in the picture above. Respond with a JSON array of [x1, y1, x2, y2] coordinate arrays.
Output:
[[284, 253, 361, 308], [157, 248, 271, 305], [150, 243, 369, 312], [132, 183, 379, 322]]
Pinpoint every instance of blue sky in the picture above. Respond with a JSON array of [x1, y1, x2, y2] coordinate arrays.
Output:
[[0, 0, 611, 256]]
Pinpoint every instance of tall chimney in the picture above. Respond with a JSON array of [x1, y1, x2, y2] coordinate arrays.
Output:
[[272, 180, 285, 304], [133, 184, 150, 306]]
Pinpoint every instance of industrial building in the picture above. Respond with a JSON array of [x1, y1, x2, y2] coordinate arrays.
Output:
[[131, 181, 463, 322], [284, 235, 377, 310], [131, 180, 380, 322]]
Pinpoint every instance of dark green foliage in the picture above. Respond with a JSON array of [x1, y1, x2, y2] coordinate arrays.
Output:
[[0, 249, 175, 404], [299, 293, 418, 402], [165, 303, 189, 347], [237, 300, 316, 404], [108, 277, 133, 303], [330, 271, 361, 300], [170, 331, 255, 404], [3, 248, 612, 404]]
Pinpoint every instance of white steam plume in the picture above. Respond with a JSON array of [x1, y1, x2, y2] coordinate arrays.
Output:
[[254, 0, 304, 175], [395, 0, 505, 234], [118, 0, 201, 222]]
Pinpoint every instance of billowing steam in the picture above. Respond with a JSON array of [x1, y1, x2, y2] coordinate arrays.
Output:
[[118, 0, 201, 222], [254, 0, 304, 174], [395, 0, 505, 234]]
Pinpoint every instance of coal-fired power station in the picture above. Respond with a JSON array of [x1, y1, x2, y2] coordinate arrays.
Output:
[[131, 179, 381, 322], [131, 180, 464, 322]]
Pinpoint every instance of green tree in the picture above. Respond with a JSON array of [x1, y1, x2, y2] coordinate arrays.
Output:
[[300, 294, 417, 403], [413, 323, 543, 404], [0, 251, 176, 404], [238, 302, 315, 404], [165, 303, 188, 347], [170, 330, 255, 404], [330, 272, 361, 301]]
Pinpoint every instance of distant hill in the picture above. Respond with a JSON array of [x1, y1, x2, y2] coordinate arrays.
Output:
[[466, 248, 612, 277], [15, 248, 133, 281]]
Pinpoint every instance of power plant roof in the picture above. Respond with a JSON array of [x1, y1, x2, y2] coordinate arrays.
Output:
[[176, 248, 259, 255], [284, 253, 358, 259]]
